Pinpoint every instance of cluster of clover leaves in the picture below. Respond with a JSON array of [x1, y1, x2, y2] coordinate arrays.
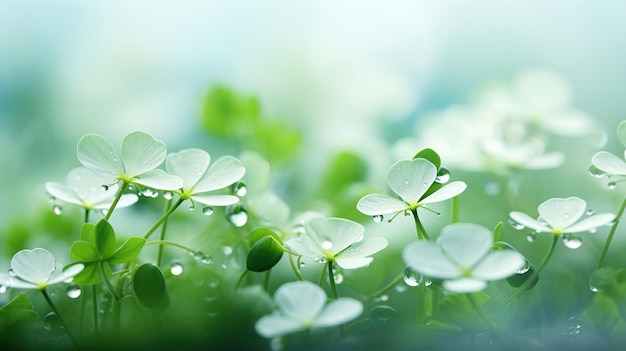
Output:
[[2, 123, 626, 350]]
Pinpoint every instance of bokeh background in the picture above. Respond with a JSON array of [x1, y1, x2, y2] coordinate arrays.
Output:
[[2, 1, 626, 348]]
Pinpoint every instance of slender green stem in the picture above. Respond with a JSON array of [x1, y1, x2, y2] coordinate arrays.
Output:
[[92, 285, 98, 337], [289, 255, 304, 281], [319, 262, 328, 287], [263, 270, 272, 291], [145, 240, 196, 254], [235, 270, 249, 290], [143, 198, 184, 240], [411, 209, 431, 241], [328, 261, 339, 300], [99, 262, 121, 301], [85, 209, 90, 223], [363, 273, 403, 302], [41, 288, 79, 346], [596, 196, 626, 270], [507, 235, 558, 302], [417, 281, 426, 324], [104, 181, 129, 221], [157, 199, 174, 268], [452, 196, 459, 223]]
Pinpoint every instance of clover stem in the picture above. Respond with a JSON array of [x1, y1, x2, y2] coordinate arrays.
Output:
[[289, 255, 304, 281], [104, 180, 129, 221], [417, 281, 427, 324], [328, 261, 339, 300], [319, 262, 328, 287], [145, 240, 196, 254], [507, 235, 558, 302], [99, 262, 121, 301], [157, 198, 174, 268], [411, 209, 431, 241], [41, 288, 79, 346], [363, 273, 403, 302], [92, 285, 99, 337], [84, 209, 90, 223], [596, 196, 626, 270], [452, 196, 460, 223], [143, 198, 184, 240], [263, 270, 272, 291], [235, 270, 249, 290]]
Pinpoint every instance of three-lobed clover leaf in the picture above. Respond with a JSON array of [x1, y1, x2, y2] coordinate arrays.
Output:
[[255, 281, 363, 338], [165, 148, 245, 207], [0, 248, 84, 291], [403, 223, 525, 293], [77, 131, 183, 191], [285, 217, 388, 269], [356, 158, 466, 220], [70, 219, 145, 285], [509, 197, 615, 237], [45, 167, 138, 212]]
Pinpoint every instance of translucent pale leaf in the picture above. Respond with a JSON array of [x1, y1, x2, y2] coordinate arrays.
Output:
[[306, 217, 364, 255], [66, 167, 117, 204], [356, 193, 408, 216], [120, 131, 167, 177], [334, 257, 374, 269], [472, 251, 525, 280], [77, 134, 123, 177], [11, 249, 56, 285], [255, 314, 303, 338], [338, 237, 388, 259], [591, 151, 626, 175], [538, 197, 586, 230], [0, 274, 37, 289], [45, 182, 81, 205], [509, 212, 551, 233], [166, 148, 211, 190], [284, 236, 324, 260], [275, 281, 325, 321], [566, 213, 616, 233], [437, 224, 492, 268], [443, 278, 487, 293], [47, 264, 84, 285], [193, 156, 246, 193], [420, 181, 467, 205], [403, 241, 459, 279], [133, 170, 183, 191], [191, 194, 240, 206], [315, 298, 363, 327], [387, 159, 437, 204]]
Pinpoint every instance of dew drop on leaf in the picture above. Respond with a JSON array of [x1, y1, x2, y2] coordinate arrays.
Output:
[[322, 241, 333, 250], [0, 284, 6, 294], [66, 284, 81, 299], [333, 272, 344, 284], [44, 312, 62, 332], [372, 215, 384, 223], [53, 205, 62, 215], [170, 262, 183, 276], [230, 182, 247, 197], [588, 165, 606, 178], [526, 232, 537, 243], [299, 261, 306, 268], [163, 191, 173, 200], [101, 185, 109, 191], [202, 207, 214, 216], [586, 209, 596, 216], [608, 181, 617, 190], [516, 259, 530, 274], [369, 305, 397, 323], [403, 266, 421, 287], [435, 167, 450, 184], [226, 205, 248, 227], [508, 218, 525, 230]]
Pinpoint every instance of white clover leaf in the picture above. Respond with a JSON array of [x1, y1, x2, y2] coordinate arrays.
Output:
[[285, 217, 387, 270], [509, 197, 615, 235], [357, 158, 466, 217], [165, 148, 245, 207], [403, 223, 525, 293], [255, 281, 363, 338], [45, 167, 138, 211], [0, 249, 84, 290], [77, 131, 183, 191], [591, 151, 626, 176]]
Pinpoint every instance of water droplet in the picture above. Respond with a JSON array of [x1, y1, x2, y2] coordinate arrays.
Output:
[[565, 317, 583, 336], [608, 181, 617, 190], [516, 259, 530, 274], [333, 272, 344, 284], [189, 202, 195, 211], [369, 305, 397, 323], [586, 209, 596, 216], [374, 295, 389, 302], [588, 165, 606, 178], [394, 284, 407, 293], [8, 268, 16, 276], [226, 205, 248, 227], [321, 241, 333, 250], [590, 284, 599, 293], [508, 218, 525, 230], [101, 185, 109, 191], [44, 312, 62, 332], [315, 257, 328, 264], [526, 232, 537, 243], [163, 191, 173, 200], [221, 246, 233, 255], [299, 261, 306, 268], [128, 184, 135, 191], [562, 234, 583, 249], [435, 167, 451, 184], [170, 262, 183, 276], [202, 207, 214, 216], [588, 227, 597, 234], [563, 212, 570, 219], [52, 205, 62, 215], [0, 285, 6, 294], [190, 251, 214, 264], [231, 182, 247, 197], [140, 188, 159, 198], [66, 284, 81, 299], [403, 266, 422, 287], [373, 215, 384, 223]]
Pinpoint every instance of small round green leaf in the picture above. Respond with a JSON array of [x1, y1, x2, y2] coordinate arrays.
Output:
[[506, 263, 539, 290], [133, 263, 169, 308], [413, 148, 441, 169]]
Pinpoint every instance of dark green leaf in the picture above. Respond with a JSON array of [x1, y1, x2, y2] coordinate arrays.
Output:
[[583, 293, 621, 335], [71, 263, 100, 286], [413, 148, 441, 169], [70, 240, 98, 262], [506, 262, 539, 290], [0, 294, 38, 331], [108, 237, 146, 265], [90, 219, 116, 259], [201, 86, 260, 138], [133, 263, 169, 308], [249, 227, 280, 246]]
